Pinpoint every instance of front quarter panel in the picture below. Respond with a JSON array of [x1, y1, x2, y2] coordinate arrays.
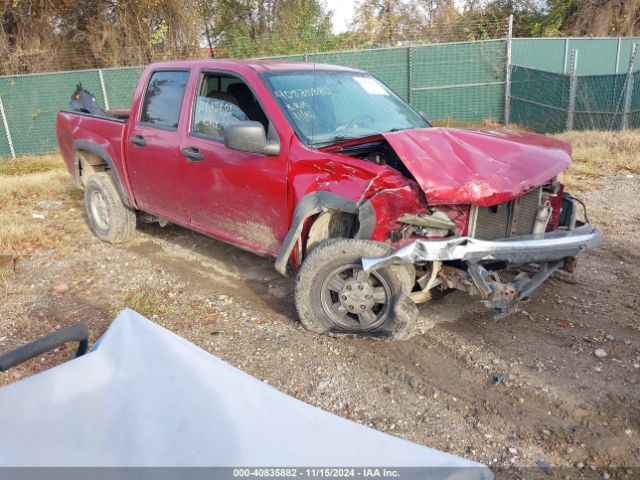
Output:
[[278, 141, 431, 273]]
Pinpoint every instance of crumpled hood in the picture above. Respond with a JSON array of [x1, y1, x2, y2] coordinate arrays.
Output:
[[382, 128, 572, 207]]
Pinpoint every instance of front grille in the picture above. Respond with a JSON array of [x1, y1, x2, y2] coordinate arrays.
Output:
[[470, 188, 542, 240]]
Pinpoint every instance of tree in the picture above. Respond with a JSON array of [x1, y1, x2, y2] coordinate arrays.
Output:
[[350, 0, 430, 45], [473, 0, 640, 37], [550, 0, 640, 36], [200, 0, 336, 57], [0, 0, 202, 74]]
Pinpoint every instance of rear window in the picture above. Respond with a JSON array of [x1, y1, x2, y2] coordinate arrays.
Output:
[[140, 70, 189, 129]]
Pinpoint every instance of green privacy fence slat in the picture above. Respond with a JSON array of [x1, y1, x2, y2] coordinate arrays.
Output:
[[0, 125, 10, 158], [566, 38, 621, 75], [410, 40, 506, 122], [575, 74, 626, 112], [572, 74, 626, 130], [411, 40, 505, 88], [413, 84, 504, 122], [101, 67, 144, 109], [510, 65, 570, 108], [0, 70, 104, 157], [509, 66, 570, 133], [510, 98, 568, 133], [509, 64, 640, 132], [629, 71, 640, 129], [512, 37, 640, 75], [512, 39, 567, 73], [617, 39, 640, 74]]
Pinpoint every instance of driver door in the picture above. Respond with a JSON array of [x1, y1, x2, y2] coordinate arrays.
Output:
[[180, 71, 289, 256]]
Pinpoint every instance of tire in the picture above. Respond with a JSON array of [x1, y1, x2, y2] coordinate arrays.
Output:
[[84, 172, 136, 244], [294, 239, 418, 340]]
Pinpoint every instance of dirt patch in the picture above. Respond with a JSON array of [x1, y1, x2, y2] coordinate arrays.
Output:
[[0, 160, 639, 473]]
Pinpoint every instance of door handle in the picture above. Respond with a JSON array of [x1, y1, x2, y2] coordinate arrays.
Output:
[[181, 147, 204, 163], [130, 135, 147, 148]]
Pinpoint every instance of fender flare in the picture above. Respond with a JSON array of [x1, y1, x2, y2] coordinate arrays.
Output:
[[73, 140, 134, 209], [274, 191, 377, 276]]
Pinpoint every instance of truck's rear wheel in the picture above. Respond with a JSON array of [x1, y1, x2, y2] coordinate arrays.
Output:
[[84, 173, 136, 244], [294, 239, 418, 340]]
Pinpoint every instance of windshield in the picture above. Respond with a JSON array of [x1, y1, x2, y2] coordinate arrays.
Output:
[[263, 70, 429, 146]]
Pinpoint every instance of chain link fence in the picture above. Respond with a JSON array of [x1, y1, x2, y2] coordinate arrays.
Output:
[[1, 20, 639, 159], [509, 44, 640, 133], [0, 67, 143, 157]]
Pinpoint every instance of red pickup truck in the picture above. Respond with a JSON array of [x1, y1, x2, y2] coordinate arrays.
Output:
[[56, 59, 601, 339]]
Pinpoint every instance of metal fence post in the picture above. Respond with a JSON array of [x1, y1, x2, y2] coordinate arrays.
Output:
[[503, 14, 513, 125], [98, 69, 110, 110], [0, 92, 16, 159], [407, 46, 413, 105], [621, 43, 638, 131], [566, 49, 579, 131], [563, 38, 570, 74]]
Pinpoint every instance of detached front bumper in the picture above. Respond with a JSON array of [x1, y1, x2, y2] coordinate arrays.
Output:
[[362, 225, 602, 318], [362, 224, 602, 271]]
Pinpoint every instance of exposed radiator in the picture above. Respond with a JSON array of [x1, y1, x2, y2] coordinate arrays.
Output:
[[470, 188, 542, 240]]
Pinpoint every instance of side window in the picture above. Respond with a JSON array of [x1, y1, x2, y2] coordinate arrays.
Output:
[[140, 70, 189, 129], [192, 73, 270, 142], [193, 96, 249, 141]]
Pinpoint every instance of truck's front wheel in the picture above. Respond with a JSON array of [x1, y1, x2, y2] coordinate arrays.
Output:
[[294, 239, 418, 340], [84, 173, 136, 244]]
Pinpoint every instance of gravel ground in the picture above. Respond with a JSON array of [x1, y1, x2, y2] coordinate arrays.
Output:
[[0, 173, 639, 475]]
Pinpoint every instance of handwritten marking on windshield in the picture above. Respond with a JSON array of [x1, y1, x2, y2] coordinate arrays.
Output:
[[274, 87, 332, 100], [283, 100, 316, 122]]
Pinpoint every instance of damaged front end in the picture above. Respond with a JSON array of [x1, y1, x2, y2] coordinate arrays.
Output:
[[313, 127, 601, 318], [363, 223, 602, 317], [359, 160, 602, 318], [332, 127, 602, 318]]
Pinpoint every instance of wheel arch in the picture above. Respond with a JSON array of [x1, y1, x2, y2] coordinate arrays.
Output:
[[73, 140, 134, 209], [274, 191, 377, 276]]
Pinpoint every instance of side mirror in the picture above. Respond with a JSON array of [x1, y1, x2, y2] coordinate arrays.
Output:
[[224, 121, 279, 155]]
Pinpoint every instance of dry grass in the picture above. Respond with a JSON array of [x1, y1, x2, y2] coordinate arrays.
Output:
[[553, 130, 640, 192], [0, 155, 66, 176], [120, 289, 174, 319], [0, 156, 83, 255]]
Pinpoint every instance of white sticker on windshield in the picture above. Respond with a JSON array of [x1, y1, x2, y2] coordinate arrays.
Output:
[[354, 76, 389, 95]]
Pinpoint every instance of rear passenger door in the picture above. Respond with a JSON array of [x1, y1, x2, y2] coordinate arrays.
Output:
[[180, 71, 289, 256], [126, 69, 190, 221]]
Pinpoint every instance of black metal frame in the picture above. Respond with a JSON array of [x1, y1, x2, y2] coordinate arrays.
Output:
[[0, 324, 89, 373]]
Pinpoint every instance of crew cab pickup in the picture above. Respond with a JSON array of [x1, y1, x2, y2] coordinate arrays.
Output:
[[56, 60, 601, 339]]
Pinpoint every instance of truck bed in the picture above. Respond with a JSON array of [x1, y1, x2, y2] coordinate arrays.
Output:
[[56, 110, 129, 192]]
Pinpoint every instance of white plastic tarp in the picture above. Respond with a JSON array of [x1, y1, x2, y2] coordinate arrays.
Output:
[[0, 309, 491, 478]]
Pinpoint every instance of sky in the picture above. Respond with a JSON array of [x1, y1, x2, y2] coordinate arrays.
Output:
[[325, 0, 357, 33]]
